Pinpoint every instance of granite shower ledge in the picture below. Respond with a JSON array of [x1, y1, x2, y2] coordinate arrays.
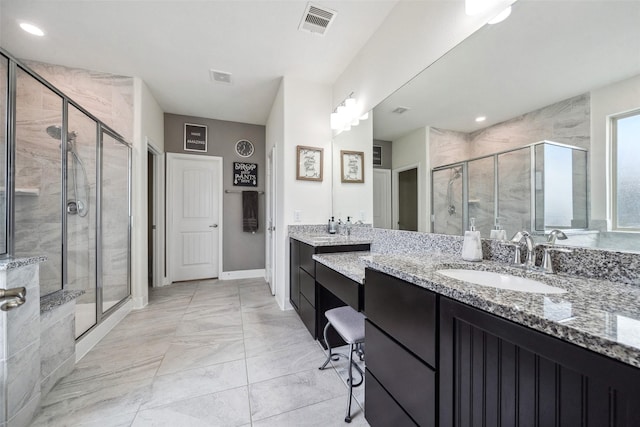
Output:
[[362, 253, 640, 369], [0, 255, 47, 270], [40, 289, 85, 314], [289, 232, 373, 247], [313, 251, 370, 284]]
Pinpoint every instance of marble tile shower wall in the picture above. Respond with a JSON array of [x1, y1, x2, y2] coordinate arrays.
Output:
[[14, 61, 133, 302], [429, 93, 590, 239]]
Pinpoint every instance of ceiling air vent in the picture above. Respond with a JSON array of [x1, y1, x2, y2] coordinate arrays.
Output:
[[210, 69, 232, 84], [392, 106, 410, 114], [298, 3, 337, 35]]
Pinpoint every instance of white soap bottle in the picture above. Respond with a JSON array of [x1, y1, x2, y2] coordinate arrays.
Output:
[[462, 218, 483, 262], [489, 217, 507, 240]]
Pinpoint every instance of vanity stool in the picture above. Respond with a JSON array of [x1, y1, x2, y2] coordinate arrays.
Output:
[[319, 306, 366, 423]]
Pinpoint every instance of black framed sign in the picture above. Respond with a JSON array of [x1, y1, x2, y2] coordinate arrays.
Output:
[[233, 162, 258, 187], [184, 123, 207, 152], [373, 145, 382, 166]]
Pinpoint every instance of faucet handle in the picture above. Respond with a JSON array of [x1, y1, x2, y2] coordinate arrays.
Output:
[[540, 244, 572, 274]]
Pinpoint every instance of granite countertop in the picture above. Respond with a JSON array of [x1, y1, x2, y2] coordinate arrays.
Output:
[[289, 232, 373, 247], [0, 255, 47, 270], [40, 289, 85, 314], [312, 251, 640, 369], [313, 251, 370, 284]]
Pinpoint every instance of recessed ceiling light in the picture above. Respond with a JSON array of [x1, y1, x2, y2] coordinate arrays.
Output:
[[475, 116, 487, 122], [20, 22, 45, 36]]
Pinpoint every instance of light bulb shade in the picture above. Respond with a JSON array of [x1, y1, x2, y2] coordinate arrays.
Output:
[[350, 118, 360, 126], [360, 112, 369, 121]]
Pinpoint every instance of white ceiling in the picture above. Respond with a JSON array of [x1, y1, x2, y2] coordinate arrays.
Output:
[[374, 0, 640, 140], [0, 0, 398, 125]]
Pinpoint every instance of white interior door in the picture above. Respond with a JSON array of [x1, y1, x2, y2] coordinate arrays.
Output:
[[265, 146, 276, 295], [168, 153, 222, 282], [373, 169, 392, 228]]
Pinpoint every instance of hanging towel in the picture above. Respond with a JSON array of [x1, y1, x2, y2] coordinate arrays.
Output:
[[242, 190, 259, 233]]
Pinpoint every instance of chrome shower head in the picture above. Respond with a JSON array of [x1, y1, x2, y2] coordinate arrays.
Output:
[[45, 125, 77, 146], [46, 125, 62, 140]]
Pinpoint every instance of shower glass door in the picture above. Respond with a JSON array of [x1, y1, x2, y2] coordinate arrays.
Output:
[[14, 68, 63, 295], [100, 129, 130, 314], [68, 105, 98, 338], [432, 165, 464, 235]]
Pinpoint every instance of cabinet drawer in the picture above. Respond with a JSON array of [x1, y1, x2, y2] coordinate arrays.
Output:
[[365, 268, 437, 366], [299, 294, 316, 338], [316, 262, 361, 310], [300, 269, 315, 307], [299, 242, 315, 276], [366, 320, 435, 427], [365, 369, 417, 427]]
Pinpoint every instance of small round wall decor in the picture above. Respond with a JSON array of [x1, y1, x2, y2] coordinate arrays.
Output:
[[235, 139, 254, 158]]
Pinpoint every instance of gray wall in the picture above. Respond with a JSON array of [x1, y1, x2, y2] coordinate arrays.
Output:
[[373, 139, 392, 169], [164, 113, 266, 272]]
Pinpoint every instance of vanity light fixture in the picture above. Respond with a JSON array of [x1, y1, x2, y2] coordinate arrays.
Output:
[[19, 22, 44, 36], [475, 116, 487, 122], [331, 93, 367, 132]]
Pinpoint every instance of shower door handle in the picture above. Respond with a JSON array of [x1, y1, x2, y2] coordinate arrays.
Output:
[[209, 224, 218, 228], [0, 287, 27, 311]]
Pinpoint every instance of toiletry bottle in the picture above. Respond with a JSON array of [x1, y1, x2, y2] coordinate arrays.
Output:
[[346, 216, 352, 236], [329, 216, 337, 234], [490, 217, 507, 240], [462, 217, 483, 261]]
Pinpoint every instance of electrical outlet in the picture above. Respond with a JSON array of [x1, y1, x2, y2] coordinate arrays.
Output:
[[294, 210, 302, 222]]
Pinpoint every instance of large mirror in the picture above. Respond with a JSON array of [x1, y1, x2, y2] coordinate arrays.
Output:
[[333, 0, 640, 253]]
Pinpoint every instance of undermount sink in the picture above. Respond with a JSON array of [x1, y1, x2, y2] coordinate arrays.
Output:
[[436, 269, 567, 294]]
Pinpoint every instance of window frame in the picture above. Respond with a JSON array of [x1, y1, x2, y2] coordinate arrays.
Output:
[[611, 109, 640, 232]]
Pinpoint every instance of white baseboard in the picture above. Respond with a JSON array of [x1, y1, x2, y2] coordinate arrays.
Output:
[[76, 299, 133, 362], [220, 268, 266, 280]]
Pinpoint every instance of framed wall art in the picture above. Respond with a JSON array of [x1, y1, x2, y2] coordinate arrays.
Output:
[[341, 150, 364, 183], [184, 123, 207, 152], [296, 145, 323, 181]]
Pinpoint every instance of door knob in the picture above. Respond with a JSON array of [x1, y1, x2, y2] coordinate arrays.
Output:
[[209, 224, 218, 228]]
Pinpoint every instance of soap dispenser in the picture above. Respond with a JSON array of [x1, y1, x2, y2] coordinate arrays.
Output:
[[328, 217, 337, 234], [346, 216, 352, 236], [489, 217, 507, 240], [462, 217, 483, 262]]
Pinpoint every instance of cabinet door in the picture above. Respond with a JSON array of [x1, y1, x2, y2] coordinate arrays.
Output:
[[440, 297, 640, 427], [289, 239, 300, 310]]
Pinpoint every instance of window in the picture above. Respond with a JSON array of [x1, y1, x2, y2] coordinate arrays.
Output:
[[612, 110, 640, 230]]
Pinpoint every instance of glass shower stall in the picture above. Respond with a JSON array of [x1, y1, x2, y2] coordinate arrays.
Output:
[[2, 50, 132, 339], [432, 141, 588, 240]]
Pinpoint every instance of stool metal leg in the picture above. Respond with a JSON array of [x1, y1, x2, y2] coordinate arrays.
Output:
[[319, 321, 339, 370], [345, 343, 354, 423]]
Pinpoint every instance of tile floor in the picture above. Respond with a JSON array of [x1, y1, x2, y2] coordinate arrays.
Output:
[[30, 278, 369, 427]]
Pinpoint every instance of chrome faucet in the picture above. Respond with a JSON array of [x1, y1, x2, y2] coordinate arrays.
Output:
[[510, 230, 536, 269], [540, 229, 571, 274]]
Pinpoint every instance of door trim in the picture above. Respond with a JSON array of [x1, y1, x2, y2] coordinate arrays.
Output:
[[166, 153, 223, 283], [373, 168, 392, 228], [392, 163, 420, 230], [147, 139, 166, 287]]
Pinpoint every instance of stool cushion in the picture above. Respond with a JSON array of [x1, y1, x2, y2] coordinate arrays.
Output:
[[325, 306, 366, 344]]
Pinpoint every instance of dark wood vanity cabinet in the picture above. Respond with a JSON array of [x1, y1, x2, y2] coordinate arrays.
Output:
[[364, 268, 640, 427], [289, 238, 369, 340], [364, 268, 437, 427], [440, 297, 640, 427]]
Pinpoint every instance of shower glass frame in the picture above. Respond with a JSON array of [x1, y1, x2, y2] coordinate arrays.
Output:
[[1, 48, 132, 338], [431, 140, 589, 237]]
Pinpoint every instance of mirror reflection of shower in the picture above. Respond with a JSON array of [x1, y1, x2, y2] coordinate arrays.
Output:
[[447, 166, 462, 216], [46, 125, 90, 217]]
